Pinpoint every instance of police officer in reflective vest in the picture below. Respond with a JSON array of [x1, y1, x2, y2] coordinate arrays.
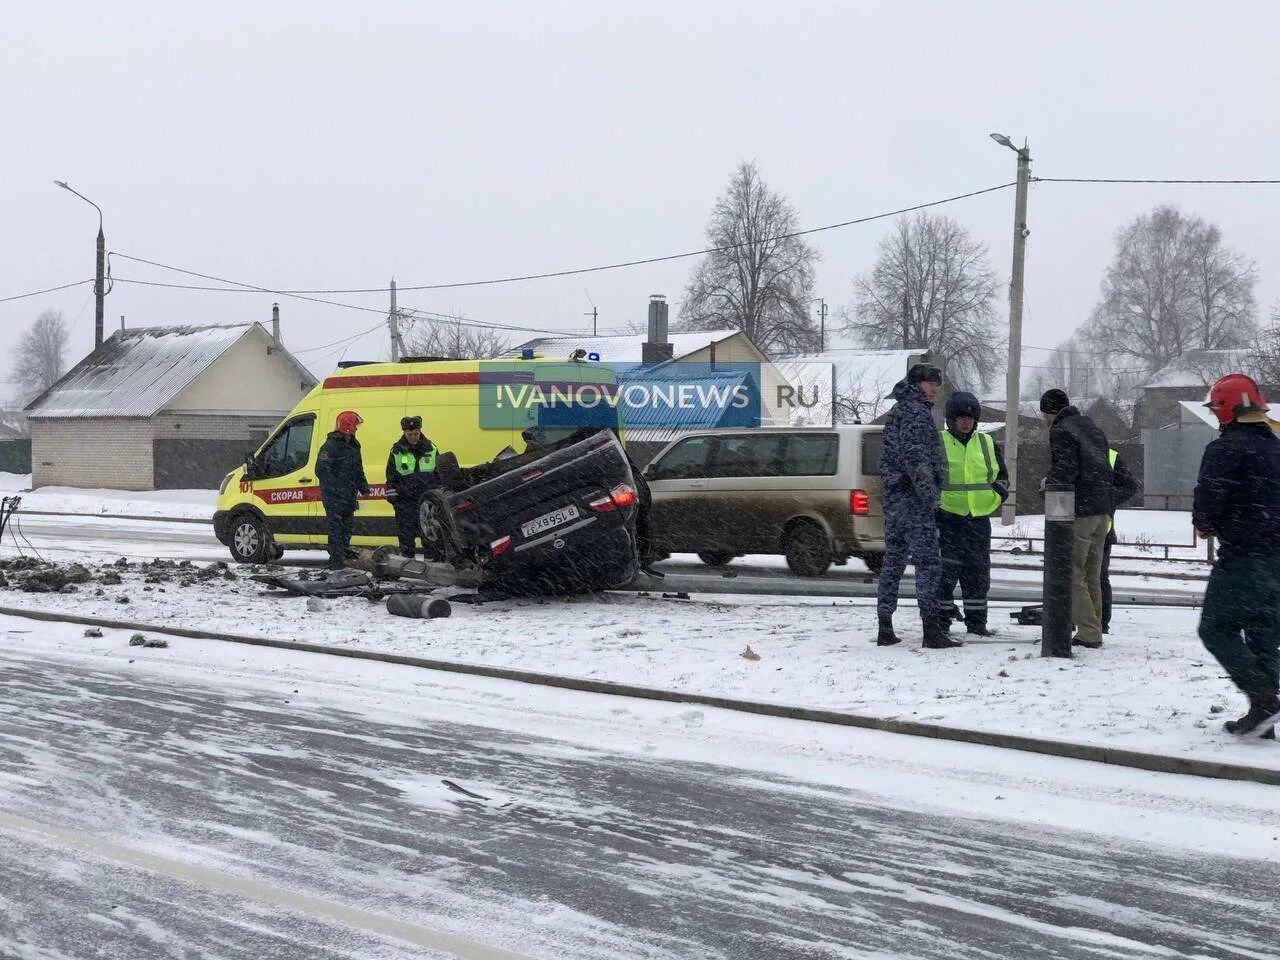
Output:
[[936, 392, 1008, 637], [384, 415, 440, 559]]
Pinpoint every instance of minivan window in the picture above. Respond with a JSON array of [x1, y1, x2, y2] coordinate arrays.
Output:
[[707, 435, 785, 478], [258, 416, 315, 479], [779, 433, 838, 476], [651, 436, 714, 480], [861, 432, 883, 476]]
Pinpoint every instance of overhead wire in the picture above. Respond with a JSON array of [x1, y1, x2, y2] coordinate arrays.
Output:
[[0, 279, 93, 304]]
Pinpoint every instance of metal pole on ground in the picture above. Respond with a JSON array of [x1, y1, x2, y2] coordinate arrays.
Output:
[[1042, 483, 1074, 658]]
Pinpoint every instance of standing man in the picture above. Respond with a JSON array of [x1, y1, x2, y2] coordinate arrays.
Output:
[[316, 410, 370, 571], [876, 363, 960, 649], [1101, 447, 1139, 635], [936, 392, 1008, 637], [1039, 389, 1113, 649], [385, 415, 440, 560], [1194, 373, 1280, 739]]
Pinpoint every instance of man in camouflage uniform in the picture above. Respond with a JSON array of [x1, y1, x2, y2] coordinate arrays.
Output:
[[876, 364, 961, 649]]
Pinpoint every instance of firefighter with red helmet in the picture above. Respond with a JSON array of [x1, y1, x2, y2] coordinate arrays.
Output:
[[316, 410, 370, 570], [1194, 373, 1280, 738]]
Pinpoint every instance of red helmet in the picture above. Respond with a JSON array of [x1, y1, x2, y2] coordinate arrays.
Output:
[[1204, 374, 1268, 426], [335, 410, 363, 434]]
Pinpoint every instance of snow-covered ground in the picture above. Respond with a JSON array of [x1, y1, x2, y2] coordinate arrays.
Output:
[[0, 473, 214, 520], [0, 551, 1271, 774]]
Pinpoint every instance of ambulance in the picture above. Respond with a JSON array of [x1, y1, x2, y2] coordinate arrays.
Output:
[[212, 355, 625, 565]]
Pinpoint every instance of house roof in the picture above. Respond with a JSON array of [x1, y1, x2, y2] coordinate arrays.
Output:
[[25, 322, 317, 419], [1141, 349, 1250, 390], [510, 329, 744, 364]]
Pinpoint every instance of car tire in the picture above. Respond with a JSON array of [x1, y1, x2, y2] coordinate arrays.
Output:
[[861, 552, 884, 575], [229, 512, 269, 564], [697, 550, 735, 567], [418, 493, 451, 560], [783, 521, 831, 577]]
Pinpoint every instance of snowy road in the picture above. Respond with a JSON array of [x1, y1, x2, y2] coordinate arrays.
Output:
[[1, 644, 1275, 959]]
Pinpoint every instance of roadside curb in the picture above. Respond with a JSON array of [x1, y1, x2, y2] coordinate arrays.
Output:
[[3, 603, 1275, 788], [13, 510, 210, 525]]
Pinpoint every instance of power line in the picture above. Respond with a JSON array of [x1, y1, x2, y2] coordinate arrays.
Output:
[[290, 320, 389, 355], [1034, 177, 1280, 185], [0, 279, 93, 304], [111, 182, 1017, 296]]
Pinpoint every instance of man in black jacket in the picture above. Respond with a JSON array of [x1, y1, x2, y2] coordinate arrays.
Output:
[[1194, 373, 1280, 739], [385, 414, 441, 560], [1040, 390, 1113, 649], [316, 410, 370, 570]]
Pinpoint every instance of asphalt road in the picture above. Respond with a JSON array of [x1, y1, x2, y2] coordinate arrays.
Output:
[[0, 650, 1273, 959]]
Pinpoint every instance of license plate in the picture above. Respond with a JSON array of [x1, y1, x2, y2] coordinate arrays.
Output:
[[520, 503, 580, 539]]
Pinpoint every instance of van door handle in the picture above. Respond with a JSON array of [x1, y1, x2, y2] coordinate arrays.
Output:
[[689, 479, 706, 489], [298, 476, 313, 483]]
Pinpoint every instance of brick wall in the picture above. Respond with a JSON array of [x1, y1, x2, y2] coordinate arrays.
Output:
[[31, 419, 154, 490]]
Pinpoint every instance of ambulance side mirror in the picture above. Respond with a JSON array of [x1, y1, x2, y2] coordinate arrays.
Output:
[[243, 453, 257, 481]]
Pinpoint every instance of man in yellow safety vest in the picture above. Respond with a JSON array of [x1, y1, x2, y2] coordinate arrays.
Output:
[[936, 392, 1008, 637], [384, 414, 441, 560]]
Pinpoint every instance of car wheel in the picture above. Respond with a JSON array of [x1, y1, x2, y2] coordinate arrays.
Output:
[[783, 521, 831, 577], [418, 494, 450, 558], [229, 512, 269, 564], [697, 550, 735, 567], [862, 552, 884, 575]]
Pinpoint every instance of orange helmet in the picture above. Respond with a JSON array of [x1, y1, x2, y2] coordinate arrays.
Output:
[[1204, 374, 1268, 426], [335, 410, 363, 434]]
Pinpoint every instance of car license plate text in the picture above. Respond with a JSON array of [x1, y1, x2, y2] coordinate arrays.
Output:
[[521, 504, 580, 539]]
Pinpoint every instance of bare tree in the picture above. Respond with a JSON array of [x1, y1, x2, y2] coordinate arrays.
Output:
[[403, 313, 511, 359], [1085, 206, 1257, 377], [845, 212, 1002, 391], [679, 161, 819, 357], [16, 310, 68, 402], [1247, 306, 1280, 387]]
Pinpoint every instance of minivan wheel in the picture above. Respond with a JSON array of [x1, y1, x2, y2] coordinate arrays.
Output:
[[862, 552, 884, 575], [783, 522, 831, 577], [229, 512, 269, 564], [697, 550, 735, 567]]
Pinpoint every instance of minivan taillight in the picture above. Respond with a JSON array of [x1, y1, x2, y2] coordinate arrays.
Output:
[[850, 489, 870, 516]]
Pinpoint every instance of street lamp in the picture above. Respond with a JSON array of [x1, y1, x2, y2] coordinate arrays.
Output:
[[805, 297, 828, 352], [54, 180, 106, 349], [989, 134, 1032, 526]]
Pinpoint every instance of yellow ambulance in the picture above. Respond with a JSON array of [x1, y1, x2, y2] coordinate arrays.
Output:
[[212, 355, 622, 563]]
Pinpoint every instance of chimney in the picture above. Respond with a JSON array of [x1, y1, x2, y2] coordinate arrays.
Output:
[[271, 302, 282, 346], [119, 315, 125, 332], [642, 294, 673, 365]]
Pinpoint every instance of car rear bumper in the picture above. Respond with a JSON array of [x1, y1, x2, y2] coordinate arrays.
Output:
[[488, 523, 639, 594]]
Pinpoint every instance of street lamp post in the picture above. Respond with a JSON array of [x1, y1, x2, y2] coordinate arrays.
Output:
[[54, 180, 106, 350], [988, 134, 1031, 526], [805, 297, 828, 352]]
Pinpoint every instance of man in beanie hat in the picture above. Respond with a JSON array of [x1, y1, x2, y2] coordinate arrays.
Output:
[[384, 414, 441, 560], [936, 391, 1007, 637], [876, 363, 960, 649], [1194, 373, 1280, 738], [1040, 389, 1113, 648]]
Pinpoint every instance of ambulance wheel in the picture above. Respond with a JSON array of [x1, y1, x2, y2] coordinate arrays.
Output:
[[783, 520, 831, 578], [229, 512, 269, 564]]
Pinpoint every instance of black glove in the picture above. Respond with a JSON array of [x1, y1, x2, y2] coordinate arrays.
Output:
[[993, 481, 1009, 503]]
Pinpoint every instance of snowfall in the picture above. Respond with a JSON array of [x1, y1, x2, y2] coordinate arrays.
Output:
[[0, 471, 1274, 780]]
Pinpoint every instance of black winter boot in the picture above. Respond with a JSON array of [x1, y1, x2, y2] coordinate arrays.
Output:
[[923, 617, 963, 649], [966, 623, 995, 637], [1225, 695, 1280, 739], [876, 613, 901, 647]]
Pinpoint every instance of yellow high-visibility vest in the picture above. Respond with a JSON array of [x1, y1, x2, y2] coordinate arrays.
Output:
[[939, 431, 1001, 517]]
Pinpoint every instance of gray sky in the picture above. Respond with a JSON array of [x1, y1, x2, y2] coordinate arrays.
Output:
[[4, 0, 1278, 395]]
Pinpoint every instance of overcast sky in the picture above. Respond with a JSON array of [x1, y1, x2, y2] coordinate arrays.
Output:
[[4, 0, 1278, 396]]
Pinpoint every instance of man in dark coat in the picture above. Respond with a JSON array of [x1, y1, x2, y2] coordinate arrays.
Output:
[[936, 391, 1008, 637], [876, 363, 960, 649], [1040, 389, 1113, 649], [315, 410, 370, 570], [1101, 448, 1139, 634], [1194, 373, 1280, 739], [385, 414, 441, 560]]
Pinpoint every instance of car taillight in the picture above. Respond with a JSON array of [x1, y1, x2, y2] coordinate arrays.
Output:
[[610, 483, 637, 507], [850, 489, 870, 516], [591, 438, 611, 450], [490, 535, 512, 556], [588, 493, 616, 511], [453, 499, 472, 512]]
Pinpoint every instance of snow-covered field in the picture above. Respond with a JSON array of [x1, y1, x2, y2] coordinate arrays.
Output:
[[0, 473, 214, 520], [0, 551, 1272, 775]]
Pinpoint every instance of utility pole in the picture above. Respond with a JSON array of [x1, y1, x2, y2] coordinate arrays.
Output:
[[585, 306, 598, 337], [388, 278, 405, 362], [817, 298, 827, 352], [901, 293, 910, 350], [990, 134, 1032, 526], [53, 180, 106, 349]]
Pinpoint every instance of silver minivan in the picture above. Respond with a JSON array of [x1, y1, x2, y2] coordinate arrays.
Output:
[[641, 424, 885, 576]]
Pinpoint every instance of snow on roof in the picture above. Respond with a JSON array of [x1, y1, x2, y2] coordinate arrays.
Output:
[[510, 330, 744, 364], [25, 323, 315, 419], [1141, 349, 1250, 390], [774, 349, 921, 420]]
